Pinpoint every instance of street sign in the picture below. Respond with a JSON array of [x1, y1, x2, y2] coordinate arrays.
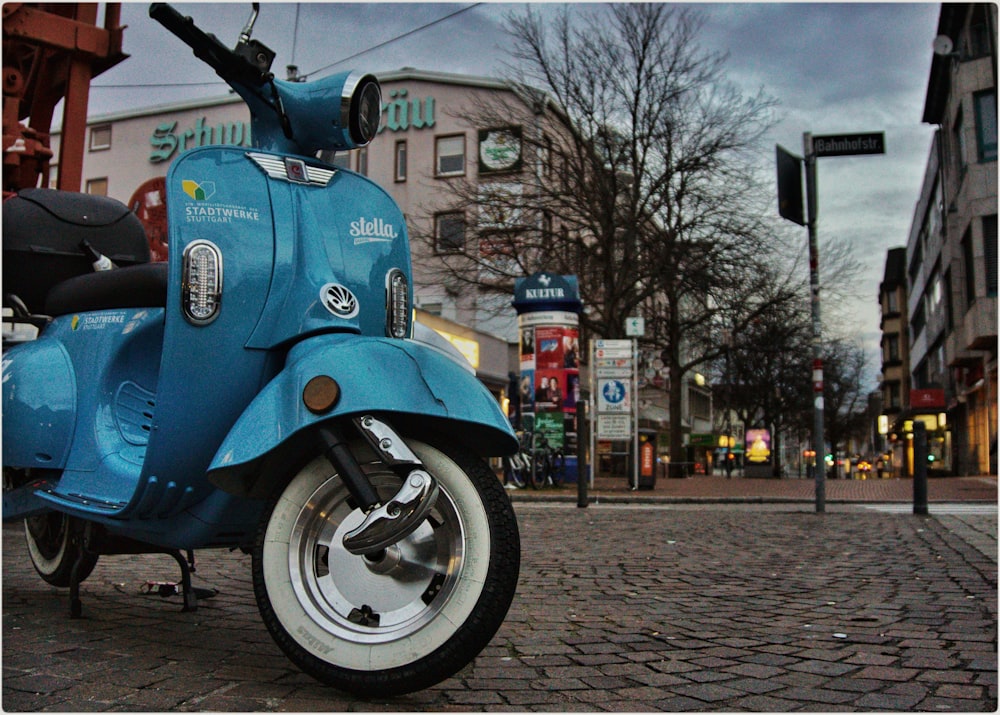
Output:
[[625, 316, 645, 337], [590, 337, 639, 488], [594, 344, 632, 359], [597, 378, 630, 412], [812, 132, 885, 157], [596, 367, 633, 378], [597, 414, 631, 440]]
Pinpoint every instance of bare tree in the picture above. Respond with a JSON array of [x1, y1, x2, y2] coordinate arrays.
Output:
[[821, 337, 870, 475], [411, 4, 790, 472]]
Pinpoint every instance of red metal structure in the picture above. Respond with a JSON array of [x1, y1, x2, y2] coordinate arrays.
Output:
[[3, 3, 127, 193]]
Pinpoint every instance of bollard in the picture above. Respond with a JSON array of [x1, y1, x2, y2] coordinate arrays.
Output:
[[913, 421, 928, 515], [577, 400, 588, 508]]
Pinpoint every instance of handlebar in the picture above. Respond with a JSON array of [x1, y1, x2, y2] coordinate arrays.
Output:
[[149, 3, 272, 88]]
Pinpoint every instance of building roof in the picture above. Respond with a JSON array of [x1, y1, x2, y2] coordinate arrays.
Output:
[[880, 246, 907, 292], [922, 4, 967, 124], [72, 67, 519, 130]]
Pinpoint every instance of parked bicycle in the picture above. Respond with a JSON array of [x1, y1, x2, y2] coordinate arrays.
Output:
[[528, 433, 565, 489]]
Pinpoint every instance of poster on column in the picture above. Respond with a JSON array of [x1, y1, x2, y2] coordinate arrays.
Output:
[[534, 412, 565, 449], [535, 326, 564, 369], [534, 369, 564, 411]]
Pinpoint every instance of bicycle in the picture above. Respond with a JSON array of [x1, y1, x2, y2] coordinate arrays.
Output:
[[502, 449, 528, 490], [528, 433, 565, 489]]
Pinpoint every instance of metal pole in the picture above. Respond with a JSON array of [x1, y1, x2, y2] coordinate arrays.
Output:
[[804, 132, 826, 514], [632, 339, 639, 491], [577, 398, 588, 508], [589, 340, 596, 492], [913, 422, 928, 515]]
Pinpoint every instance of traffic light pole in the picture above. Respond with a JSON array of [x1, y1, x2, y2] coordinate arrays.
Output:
[[804, 133, 826, 514]]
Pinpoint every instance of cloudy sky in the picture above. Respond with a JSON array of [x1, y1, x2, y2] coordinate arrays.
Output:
[[86, 2, 943, 387]]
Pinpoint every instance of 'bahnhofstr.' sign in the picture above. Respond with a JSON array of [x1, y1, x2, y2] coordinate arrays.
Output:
[[812, 132, 885, 157]]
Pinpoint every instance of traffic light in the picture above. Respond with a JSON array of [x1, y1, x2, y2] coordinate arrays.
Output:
[[776, 145, 805, 226]]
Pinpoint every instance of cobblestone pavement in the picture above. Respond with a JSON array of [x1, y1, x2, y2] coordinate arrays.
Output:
[[3, 503, 996, 712]]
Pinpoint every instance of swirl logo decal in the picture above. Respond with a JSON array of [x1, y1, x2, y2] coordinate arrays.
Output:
[[320, 283, 359, 319]]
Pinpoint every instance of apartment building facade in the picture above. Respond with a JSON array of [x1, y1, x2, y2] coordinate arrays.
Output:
[[911, 3, 997, 475], [878, 247, 912, 470]]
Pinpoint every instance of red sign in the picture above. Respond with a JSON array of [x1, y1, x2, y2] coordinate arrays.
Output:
[[641, 441, 655, 477], [911, 389, 945, 409]]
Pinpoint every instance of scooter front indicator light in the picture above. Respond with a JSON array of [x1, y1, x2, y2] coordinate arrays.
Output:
[[386, 269, 410, 339], [303, 375, 340, 414], [181, 240, 223, 325]]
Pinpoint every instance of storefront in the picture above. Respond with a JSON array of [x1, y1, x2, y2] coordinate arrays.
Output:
[[882, 388, 952, 477]]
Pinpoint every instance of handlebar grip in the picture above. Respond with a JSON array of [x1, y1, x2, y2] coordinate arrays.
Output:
[[148, 3, 267, 87]]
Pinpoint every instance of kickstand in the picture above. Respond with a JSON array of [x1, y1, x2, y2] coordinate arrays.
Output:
[[69, 536, 210, 617], [68, 521, 92, 619], [69, 552, 86, 619], [169, 548, 198, 612]]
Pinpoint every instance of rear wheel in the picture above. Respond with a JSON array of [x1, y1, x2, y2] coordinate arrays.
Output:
[[24, 513, 98, 587], [252, 435, 519, 695]]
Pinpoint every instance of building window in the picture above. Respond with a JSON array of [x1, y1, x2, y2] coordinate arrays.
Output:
[[928, 266, 943, 313], [319, 150, 351, 170], [974, 91, 997, 162], [911, 300, 926, 338], [886, 290, 898, 315], [967, 4, 992, 58], [435, 212, 465, 253], [540, 134, 552, 178], [395, 140, 407, 182], [85, 178, 108, 196], [435, 135, 465, 177], [952, 107, 966, 179], [962, 226, 976, 308], [944, 268, 954, 331], [89, 125, 111, 152], [886, 382, 900, 409], [984, 214, 998, 297], [885, 334, 900, 363]]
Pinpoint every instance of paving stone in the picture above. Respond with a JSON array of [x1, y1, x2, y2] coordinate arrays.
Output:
[[3, 505, 995, 713]]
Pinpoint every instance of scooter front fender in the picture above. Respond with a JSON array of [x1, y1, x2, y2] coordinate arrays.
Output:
[[208, 333, 516, 496]]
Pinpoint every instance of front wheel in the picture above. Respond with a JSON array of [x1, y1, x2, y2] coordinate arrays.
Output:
[[252, 435, 520, 696]]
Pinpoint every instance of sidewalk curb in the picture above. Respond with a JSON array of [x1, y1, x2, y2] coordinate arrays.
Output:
[[509, 493, 999, 506]]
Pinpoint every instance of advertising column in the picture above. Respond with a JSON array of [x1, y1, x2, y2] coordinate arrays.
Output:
[[512, 273, 583, 482]]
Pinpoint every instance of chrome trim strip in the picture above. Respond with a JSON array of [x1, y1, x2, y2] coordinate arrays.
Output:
[[246, 152, 336, 186]]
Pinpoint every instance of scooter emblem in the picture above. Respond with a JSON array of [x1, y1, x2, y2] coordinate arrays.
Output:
[[320, 283, 359, 319]]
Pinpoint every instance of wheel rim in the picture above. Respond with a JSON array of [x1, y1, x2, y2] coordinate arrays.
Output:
[[287, 468, 466, 644]]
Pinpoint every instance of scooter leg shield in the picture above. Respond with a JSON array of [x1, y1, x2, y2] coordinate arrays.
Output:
[[2, 336, 76, 472], [207, 333, 517, 496]]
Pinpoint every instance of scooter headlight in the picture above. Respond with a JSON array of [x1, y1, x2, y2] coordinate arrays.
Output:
[[343, 73, 382, 147], [182, 240, 223, 325], [386, 269, 410, 339]]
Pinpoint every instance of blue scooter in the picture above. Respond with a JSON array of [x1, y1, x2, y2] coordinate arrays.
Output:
[[2, 3, 519, 695]]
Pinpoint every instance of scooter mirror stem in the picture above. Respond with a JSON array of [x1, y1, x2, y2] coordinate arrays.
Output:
[[239, 3, 260, 44]]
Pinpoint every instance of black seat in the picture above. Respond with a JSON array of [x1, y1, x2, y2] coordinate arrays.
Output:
[[45, 263, 169, 316], [3, 188, 152, 315]]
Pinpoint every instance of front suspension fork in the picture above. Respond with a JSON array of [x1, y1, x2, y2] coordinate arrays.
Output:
[[316, 416, 439, 556]]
